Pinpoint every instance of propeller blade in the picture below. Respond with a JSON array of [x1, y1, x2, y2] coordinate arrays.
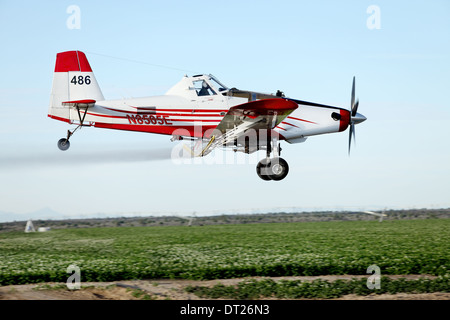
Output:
[[347, 76, 364, 155], [351, 76, 355, 111], [348, 123, 354, 155], [352, 124, 356, 146], [348, 123, 356, 155], [353, 99, 359, 117]]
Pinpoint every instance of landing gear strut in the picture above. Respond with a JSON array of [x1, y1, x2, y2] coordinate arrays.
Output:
[[57, 105, 88, 151], [256, 136, 289, 181]]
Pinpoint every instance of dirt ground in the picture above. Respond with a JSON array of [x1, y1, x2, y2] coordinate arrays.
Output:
[[0, 275, 448, 300]]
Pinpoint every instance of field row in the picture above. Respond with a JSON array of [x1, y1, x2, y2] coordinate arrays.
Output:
[[185, 276, 450, 299], [0, 219, 449, 285]]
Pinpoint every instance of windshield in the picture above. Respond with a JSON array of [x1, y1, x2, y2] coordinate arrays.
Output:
[[208, 75, 228, 92]]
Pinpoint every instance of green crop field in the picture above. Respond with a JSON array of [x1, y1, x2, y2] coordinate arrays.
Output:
[[0, 219, 449, 286]]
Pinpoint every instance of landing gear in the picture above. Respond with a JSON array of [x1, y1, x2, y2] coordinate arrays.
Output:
[[57, 137, 70, 151], [256, 135, 289, 181], [256, 157, 289, 181], [56, 104, 88, 151], [57, 129, 75, 151], [256, 158, 272, 181]]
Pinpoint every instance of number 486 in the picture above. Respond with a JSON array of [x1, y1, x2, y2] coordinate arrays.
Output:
[[71, 75, 91, 85]]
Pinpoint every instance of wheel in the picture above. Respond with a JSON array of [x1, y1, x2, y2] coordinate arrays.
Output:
[[57, 138, 70, 151], [256, 158, 272, 181], [268, 157, 289, 181]]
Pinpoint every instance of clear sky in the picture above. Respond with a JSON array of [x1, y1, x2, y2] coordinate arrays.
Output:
[[0, 0, 449, 221]]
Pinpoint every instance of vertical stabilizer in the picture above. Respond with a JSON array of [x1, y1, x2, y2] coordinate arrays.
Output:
[[49, 51, 104, 122]]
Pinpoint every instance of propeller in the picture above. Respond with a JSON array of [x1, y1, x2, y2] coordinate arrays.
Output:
[[348, 77, 366, 155]]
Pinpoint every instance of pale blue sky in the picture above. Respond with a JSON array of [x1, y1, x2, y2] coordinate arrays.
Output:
[[0, 1, 449, 221]]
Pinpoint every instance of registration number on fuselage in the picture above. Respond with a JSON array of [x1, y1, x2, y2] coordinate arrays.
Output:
[[126, 114, 172, 125]]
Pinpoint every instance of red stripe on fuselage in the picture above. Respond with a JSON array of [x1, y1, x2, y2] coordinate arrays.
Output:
[[86, 112, 125, 119], [102, 106, 226, 117], [286, 116, 317, 124], [87, 112, 222, 123], [93, 122, 217, 137], [129, 107, 229, 113], [48, 114, 71, 123], [168, 118, 220, 122], [281, 121, 299, 128]]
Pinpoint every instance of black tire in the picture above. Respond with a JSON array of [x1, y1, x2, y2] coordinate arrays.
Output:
[[268, 157, 289, 181], [57, 138, 70, 151], [256, 158, 272, 181]]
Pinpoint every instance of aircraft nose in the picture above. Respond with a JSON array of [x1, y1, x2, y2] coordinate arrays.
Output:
[[352, 112, 367, 125]]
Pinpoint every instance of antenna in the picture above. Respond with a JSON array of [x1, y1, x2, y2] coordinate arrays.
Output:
[[85, 51, 198, 74]]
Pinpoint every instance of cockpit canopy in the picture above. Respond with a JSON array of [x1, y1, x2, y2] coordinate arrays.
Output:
[[165, 74, 229, 99], [192, 74, 228, 96]]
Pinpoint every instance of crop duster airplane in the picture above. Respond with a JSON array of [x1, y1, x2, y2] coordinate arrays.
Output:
[[49, 51, 367, 181]]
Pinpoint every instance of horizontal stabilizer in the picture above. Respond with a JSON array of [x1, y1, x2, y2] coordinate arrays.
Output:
[[62, 99, 96, 108]]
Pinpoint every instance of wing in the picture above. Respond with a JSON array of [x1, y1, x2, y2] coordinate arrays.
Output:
[[197, 98, 298, 156]]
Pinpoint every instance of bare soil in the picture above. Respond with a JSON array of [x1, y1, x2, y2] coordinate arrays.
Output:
[[0, 275, 448, 300]]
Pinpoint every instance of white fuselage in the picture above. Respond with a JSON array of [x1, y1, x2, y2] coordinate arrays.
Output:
[[56, 74, 347, 144]]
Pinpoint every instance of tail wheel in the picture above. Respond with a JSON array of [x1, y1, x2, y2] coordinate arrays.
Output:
[[57, 138, 70, 151]]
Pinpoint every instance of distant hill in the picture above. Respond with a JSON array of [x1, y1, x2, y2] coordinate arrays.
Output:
[[0, 207, 63, 223]]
